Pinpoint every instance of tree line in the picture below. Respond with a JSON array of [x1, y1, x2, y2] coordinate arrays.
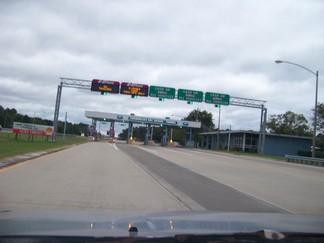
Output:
[[267, 102, 324, 136], [0, 106, 88, 135], [2, 102, 323, 147]]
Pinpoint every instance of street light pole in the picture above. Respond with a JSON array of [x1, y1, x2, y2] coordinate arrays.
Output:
[[217, 105, 221, 149], [275, 60, 319, 157]]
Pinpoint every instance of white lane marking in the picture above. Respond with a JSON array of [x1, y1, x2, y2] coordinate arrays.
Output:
[[138, 146, 228, 159], [137, 146, 159, 154], [188, 150, 229, 159], [108, 143, 119, 151], [159, 147, 190, 156], [159, 147, 230, 159], [114, 143, 118, 151]]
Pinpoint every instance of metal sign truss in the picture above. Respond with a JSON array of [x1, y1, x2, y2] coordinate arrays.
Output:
[[230, 96, 266, 109], [54, 77, 267, 154], [59, 77, 267, 108], [60, 77, 91, 89]]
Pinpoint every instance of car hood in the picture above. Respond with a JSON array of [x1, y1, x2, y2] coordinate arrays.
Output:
[[1, 211, 324, 237]]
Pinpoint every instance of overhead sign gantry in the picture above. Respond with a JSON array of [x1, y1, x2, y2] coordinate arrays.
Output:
[[54, 77, 267, 152]]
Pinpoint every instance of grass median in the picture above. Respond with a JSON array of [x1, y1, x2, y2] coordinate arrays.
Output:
[[0, 132, 88, 160]]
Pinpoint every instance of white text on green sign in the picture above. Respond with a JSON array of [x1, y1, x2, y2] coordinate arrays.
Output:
[[149, 86, 175, 99], [205, 92, 230, 105], [178, 89, 203, 102]]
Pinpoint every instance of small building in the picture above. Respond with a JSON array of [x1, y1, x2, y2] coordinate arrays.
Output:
[[199, 130, 312, 156]]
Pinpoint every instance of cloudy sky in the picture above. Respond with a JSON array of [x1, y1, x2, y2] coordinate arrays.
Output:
[[0, 0, 323, 134]]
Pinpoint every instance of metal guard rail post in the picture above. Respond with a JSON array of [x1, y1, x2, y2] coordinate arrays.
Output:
[[285, 155, 324, 167]]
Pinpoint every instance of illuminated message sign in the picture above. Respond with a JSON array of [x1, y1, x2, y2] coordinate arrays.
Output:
[[91, 79, 120, 94], [120, 82, 149, 96]]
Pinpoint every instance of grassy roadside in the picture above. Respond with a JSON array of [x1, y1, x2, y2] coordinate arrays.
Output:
[[0, 132, 87, 160]]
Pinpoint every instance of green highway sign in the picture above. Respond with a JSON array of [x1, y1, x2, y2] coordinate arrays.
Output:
[[149, 85, 175, 99], [177, 89, 203, 102], [205, 92, 230, 105]]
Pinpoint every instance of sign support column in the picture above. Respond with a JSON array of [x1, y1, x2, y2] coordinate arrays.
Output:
[[258, 105, 266, 154], [261, 108, 267, 154], [217, 105, 221, 149], [63, 112, 67, 141], [53, 82, 63, 141], [144, 125, 149, 145], [127, 122, 132, 142]]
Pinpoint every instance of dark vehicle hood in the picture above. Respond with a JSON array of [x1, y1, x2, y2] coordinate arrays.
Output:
[[1, 211, 324, 237]]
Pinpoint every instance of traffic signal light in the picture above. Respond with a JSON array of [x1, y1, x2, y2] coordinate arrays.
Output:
[[160, 124, 163, 127], [101, 91, 107, 96], [159, 98, 165, 101], [131, 95, 138, 99], [187, 101, 193, 105], [215, 104, 219, 108]]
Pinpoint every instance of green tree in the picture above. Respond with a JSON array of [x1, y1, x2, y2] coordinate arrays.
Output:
[[132, 126, 147, 141], [267, 111, 311, 136], [0, 105, 5, 127], [185, 109, 215, 130], [170, 127, 186, 145], [118, 126, 160, 141], [0, 106, 89, 135], [184, 109, 215, 146], [312, 102, 324, 134], [1, 108, 17, 128], [118, 128, 128, 140]]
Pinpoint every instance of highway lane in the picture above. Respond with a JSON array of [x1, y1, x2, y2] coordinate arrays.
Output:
[[128, 145, 324, 214], [118, 144, 285, 213], [0, 142, 187, 211], [1, 142, 323, 214]]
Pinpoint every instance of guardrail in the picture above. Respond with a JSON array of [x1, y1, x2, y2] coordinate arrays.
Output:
[[285, 155, 324, 167]]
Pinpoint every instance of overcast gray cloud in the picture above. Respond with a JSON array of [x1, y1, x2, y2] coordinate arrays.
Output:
[[0, 0, 323, 134]]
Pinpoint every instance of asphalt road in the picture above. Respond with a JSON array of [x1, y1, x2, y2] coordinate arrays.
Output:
[[1, 142, 323, 214], [125, 145, 324, 214], [0, 142, 186, 211]]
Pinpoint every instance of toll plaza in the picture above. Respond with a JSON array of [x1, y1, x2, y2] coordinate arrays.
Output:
[[85, 111, 201, 146]]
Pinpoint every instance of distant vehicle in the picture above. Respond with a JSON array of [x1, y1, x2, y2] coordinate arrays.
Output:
[[108, 138, 116, 143], [168, 141, 182, 147], [173, 141, 183, 147]]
